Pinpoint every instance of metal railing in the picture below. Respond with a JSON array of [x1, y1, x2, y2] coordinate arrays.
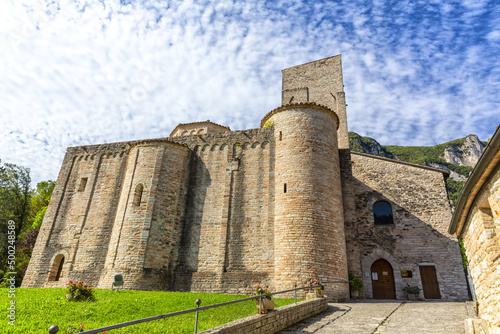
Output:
[[48, 280, 348, 334]]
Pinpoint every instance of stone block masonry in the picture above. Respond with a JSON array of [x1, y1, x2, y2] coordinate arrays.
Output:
[[200, 298, 328, 334], [343, 152, 469, 301], [23, 55, 468, 307]]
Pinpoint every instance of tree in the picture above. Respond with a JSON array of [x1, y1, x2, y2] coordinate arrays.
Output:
[[0, 162, 31, 237], [0, 161, 31, 283], [29, 180, 55, 229]]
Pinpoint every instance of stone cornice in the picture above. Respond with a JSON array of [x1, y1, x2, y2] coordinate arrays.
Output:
[[351, 151, 451, 175], [260, 102, 340, 129], [449, 125, 500, 235]]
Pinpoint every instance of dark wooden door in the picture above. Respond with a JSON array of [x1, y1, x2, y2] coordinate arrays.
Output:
[[419, 266, 441, 299], [371, 259, 396, 299]]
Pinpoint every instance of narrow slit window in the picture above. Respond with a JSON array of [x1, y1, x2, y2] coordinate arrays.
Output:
[[133, 184, 144, 206], [279, 131, 283, 141], [373, 200, 394, 225], [55, 257, 65, 281], [284, 183, 287, 193], [78, 178, 88, 192], [48, 254, 65, 281]]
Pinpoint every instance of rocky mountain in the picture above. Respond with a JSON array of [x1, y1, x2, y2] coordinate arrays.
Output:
[[348, 132, 486, 208]]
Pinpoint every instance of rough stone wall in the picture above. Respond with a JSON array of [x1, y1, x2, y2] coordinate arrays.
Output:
[[70, 151, 127, 286], [461, 166, 500, 332], [281, 55, 349, 149], [264, 104, 349, 301], [99, 142, 190, 290], [171, 128, 276, 294], [200, 298, 328, 334], [23, 143, 130, 287], [343, 152, 469, 301]]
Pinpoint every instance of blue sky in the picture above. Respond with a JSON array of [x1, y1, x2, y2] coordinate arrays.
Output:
[[1, 0, 499, 185]]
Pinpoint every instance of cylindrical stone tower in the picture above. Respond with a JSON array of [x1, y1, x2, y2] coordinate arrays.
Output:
[[261, 102, 349, 300]]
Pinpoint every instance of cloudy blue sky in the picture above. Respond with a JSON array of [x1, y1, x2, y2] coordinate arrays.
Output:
[[1, 0, 499, 185]]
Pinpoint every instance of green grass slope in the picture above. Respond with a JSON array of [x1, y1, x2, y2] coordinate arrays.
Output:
[[1, 288, 297, 334]]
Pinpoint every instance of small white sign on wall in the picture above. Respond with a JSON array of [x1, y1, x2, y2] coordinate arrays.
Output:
[[365, 273, 370, 277], [372, 272, 378, 280]]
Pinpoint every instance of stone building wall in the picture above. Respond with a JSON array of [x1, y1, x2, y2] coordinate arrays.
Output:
[[262, 103, 349, 301], [343, 152, 469, 301], [171, 128, 276, 294], [23, 56, 469, 305], [461, 166, 500, 332], [98, 141, 191, 290], [281, 55, 349, 149], [23, 142, 130, 287]]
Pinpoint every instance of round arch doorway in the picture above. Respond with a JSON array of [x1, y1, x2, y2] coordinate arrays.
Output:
[[371, 259, 396, 299]]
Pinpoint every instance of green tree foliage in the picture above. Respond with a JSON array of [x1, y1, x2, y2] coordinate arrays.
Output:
[[0, 162, 31, 237], [0, 159, 55, 283], [29, 180, 55, 229], [0, 161, 31, 284], [446, 178, 466, 209]]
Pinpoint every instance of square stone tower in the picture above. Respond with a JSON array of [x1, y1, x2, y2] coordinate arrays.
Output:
[[281, 55, 348, 149]]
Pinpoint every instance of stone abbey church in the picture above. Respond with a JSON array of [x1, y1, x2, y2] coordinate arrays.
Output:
[[24, 55, 469, 301]]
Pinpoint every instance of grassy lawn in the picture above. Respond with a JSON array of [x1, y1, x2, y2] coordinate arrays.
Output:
[[1, 288, 297, 333]]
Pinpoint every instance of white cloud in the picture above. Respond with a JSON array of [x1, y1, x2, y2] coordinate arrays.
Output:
[[1, 0, 499, 185]]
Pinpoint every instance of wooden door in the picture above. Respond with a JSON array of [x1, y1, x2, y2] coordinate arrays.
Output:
[[419, 266, 441, 299], [371, 259, 396, 299]]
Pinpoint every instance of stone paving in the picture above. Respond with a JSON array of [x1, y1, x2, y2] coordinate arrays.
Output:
[[280, 300, 472, 334]]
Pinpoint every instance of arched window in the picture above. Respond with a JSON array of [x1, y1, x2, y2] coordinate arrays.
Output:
[[49, 254, 65, 281], [133, 184, 144, 206], [373, 201, 394, 225]]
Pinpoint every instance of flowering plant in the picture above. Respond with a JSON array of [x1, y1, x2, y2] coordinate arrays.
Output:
[[311, 278, 324, 291], [254, 284, 272, 300], [62, 323, 85, 334], [62, 323, 107, 334], [66, 280, 95, 302]]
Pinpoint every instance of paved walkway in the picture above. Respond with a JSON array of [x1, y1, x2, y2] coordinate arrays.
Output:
[[280, 300, 472, 334]]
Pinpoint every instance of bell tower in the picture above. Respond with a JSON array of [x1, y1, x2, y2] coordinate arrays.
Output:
[[281, 55, 348, 149]]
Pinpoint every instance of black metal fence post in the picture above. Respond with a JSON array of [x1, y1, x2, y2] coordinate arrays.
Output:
[[258, 288, 263, 314], [194, 298, 202, 334], [48, 325, 59, 333], [294, 283, 297, 304]]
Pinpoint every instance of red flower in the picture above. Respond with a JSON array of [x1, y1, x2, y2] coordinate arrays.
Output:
[[255, 284, 260, 288]]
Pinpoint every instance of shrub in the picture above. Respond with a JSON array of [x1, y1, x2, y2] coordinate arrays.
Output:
[[402, 284, 421, 294], [348, 274, 363, 291], [66, 280, 95, 302]]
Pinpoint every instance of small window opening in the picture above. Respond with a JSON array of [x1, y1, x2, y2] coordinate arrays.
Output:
[[479, 196, 493, 219], [55, 257, 65, 281], [279, 131, 283, 141], [133, 184, 144, 206], [284, 183, 287, 193], [48, 254, 65, 281], [78, 178, 88, 192], [373, 200, 394, 225]]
